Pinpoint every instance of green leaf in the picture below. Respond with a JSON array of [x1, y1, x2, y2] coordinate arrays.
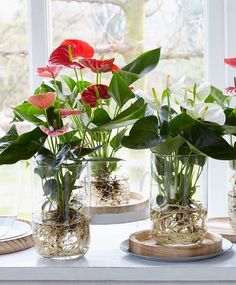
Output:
[[43, 179, 58, 196], [205, 86, 227, 108], [34, 83, 55, 95], [46, 106, 63, 129], [151, 135, 186, 155], [108, 72, 135, 108], [118, 70, 139, 86], [92, 109, 111, 126], [73, 145, 102, 159], [35, 147, 55, 167], [160, 105, 177, 123], [13, 102, 45, 126], [55, 144, 71, 166], [0, 125, 18, 152], [0, 127, 47, 165], [170, 113, 236, 160], [121, 116, 161, 149], [61, 75, 77, 92], [122, 48, 161, 79], [110, 129, 127, 152], [94, 98, 146, 130]]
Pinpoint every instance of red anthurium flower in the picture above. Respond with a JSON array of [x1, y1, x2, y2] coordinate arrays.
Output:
[[81, 84, 109, 107], [28, 92, 56, 109], [80, 58, 120, 73], [223, 87, 236, 96], [224, 58, 236, 68], [58, 109, 82, 118], [40, 125, 69, 137], [49, 39, 94, 69], [36, 65, 64, 79], [62, 39, 94, 58]]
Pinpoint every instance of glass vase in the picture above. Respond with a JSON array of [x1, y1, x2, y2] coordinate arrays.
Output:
[[90, 159, 130, 206], [150, 153, 208, 245], [32, 161, 90, 259], [228, 160, 236, 230]]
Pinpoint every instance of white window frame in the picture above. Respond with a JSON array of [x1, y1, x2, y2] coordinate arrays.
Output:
[[27, 0, 235, 217]]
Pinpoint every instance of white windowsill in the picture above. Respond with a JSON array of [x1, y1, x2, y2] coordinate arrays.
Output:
[[0, 220, 236, 285]]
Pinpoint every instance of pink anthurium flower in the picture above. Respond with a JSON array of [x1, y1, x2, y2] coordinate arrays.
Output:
[[224, 58, 236, 68], [58, 109, 82, 118], [223, 87, 236, 96], [81, 84, 109, 108], [28, 92, 56, 109], [39, 125, 69, 137], [80, 58, 120, 73], [36, 65, 64, 79], [49, 39, 94, 69]]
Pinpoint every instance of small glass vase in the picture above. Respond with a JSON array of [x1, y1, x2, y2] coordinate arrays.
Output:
[[150, 153, 208, 245], [32, 161, 90, 259], [228, 160, 236, 230], [90, 159, 130, 206]]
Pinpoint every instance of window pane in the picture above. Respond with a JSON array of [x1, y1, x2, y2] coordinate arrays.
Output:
[[0, 0, 29, 126], [51, 0, 204, 87]]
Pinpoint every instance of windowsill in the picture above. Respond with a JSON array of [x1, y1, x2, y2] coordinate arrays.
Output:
[[0, 220, 236, 285]]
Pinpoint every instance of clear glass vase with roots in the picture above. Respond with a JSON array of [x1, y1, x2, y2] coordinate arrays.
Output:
[[32, 161, 90, 259], [150, 153, 208, 245]]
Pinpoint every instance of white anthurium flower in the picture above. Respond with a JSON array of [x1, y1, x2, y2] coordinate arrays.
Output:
[[195, 82, 211, 101], [134, 88, 161, 111], [187, 103, 226, 126], [169, 76, 186, 94], [174, 89, 194, 110]]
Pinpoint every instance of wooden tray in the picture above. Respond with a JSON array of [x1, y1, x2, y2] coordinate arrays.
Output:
[[91, 191, 149, 224], [207, 217, 236, 243], [129, 230, 222, 258], [0, 219, 33, 254]]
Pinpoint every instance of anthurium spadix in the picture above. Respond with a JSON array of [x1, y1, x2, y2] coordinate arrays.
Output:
[[187, 103, 226, 125]]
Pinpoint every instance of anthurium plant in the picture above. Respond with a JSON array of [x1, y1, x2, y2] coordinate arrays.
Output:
[[122, 75, 236, 208], [121, 73, 236, 245], [0, 39, 161, 210]]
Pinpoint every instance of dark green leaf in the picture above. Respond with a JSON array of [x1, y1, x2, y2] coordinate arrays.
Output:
[[108, 72, 135, 108], [0, 125, 18, 152], [94, 98, 146, 130], [46, 106, 63, 129], [122, 48, 161, 79], [151, 135, 186, 155], [92, 109, 111, 126], [122, 116, 161, 149], [0, 127, 47, 165], [118, 70, 139, 86], [110, 129, 127, 152]]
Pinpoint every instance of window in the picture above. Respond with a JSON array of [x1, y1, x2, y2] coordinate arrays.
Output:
[[0, 0, 29, 130], [0, 0, 233, 217]]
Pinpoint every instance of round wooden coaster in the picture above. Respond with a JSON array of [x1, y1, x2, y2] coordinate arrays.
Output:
[[0, 219, 33, 254], [91, 192, 149, 224], [207, 217, 236, 243], [129, 230, 222, 258]]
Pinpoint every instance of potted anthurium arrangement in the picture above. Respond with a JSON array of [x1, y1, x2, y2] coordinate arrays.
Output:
[[0, 39, 160, 258], [46, 39, 160, 207], [122, 74, 236, 245]]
